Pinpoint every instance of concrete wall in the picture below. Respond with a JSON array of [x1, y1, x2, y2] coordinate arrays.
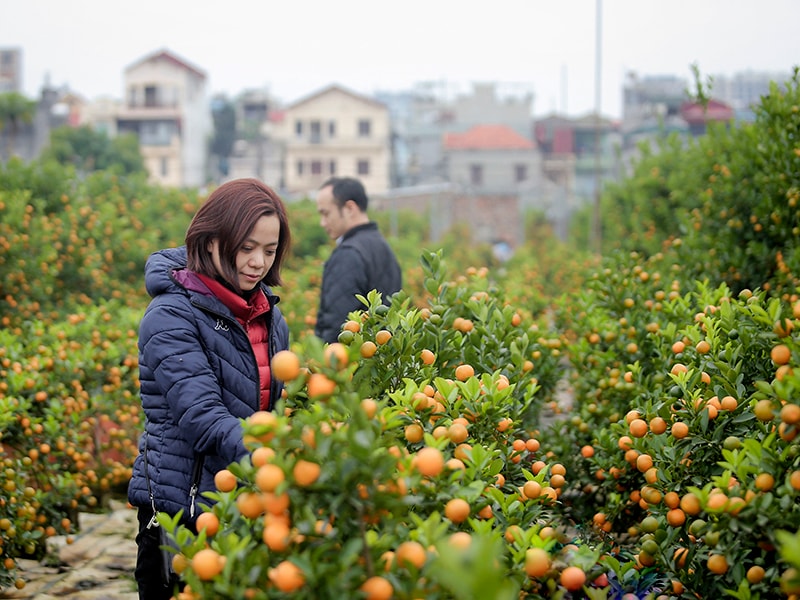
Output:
[[373, 187, 525, 248], [446, 148, 541, 195]]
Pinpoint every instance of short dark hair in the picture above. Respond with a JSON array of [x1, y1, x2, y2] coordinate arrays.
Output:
[[185, 178, 291, 290], [320, 176, 368, 212]]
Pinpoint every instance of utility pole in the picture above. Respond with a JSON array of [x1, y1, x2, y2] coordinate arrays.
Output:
[[592, 0, 603, 254]]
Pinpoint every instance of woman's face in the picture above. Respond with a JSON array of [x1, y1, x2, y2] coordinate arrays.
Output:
[[209, 214, 281, 291]]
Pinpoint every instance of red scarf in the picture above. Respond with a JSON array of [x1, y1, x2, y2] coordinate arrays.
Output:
[[197, 274, 272, 410]]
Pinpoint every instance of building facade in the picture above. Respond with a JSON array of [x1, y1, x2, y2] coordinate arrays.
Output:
[[443, 124, 541, 195], [115, 49, 211, 188], [275, 85, 391, 196], [390, 82, 536, 188], [534, 113, 620, 203]]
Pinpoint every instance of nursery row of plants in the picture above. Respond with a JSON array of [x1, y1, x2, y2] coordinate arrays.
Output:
[[0, 70, 799, 597], [155, 248, 800, 600]]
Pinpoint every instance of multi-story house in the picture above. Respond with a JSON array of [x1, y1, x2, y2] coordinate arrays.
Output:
[[442, 123, 540, 195], [619, 70, 745, 173], [276, 84, 391, 196], [115, 49, 211, 188], [679, 98, 734, 136], [437, 123, 543, 248], [394, 81, 535, 188]]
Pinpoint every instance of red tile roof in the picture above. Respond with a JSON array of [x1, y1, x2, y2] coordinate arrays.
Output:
[[680, 99, 734, 124], [444, 124, 535, 151]]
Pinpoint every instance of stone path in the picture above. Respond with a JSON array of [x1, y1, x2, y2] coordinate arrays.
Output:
[[0, 500, 139, 600]]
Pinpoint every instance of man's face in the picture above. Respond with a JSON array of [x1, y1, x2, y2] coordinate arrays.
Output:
[[317, 185, 349, 240]]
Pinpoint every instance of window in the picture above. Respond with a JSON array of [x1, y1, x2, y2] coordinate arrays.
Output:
[[144, 86, 158, 107], [160, 157, 168, 177], [310, 121, 321, 144], [311, 160, 322, 175], [328, 121, 336, 137], [470, 164, 483, 185], [243, 102, 267, 122], [140, 121, 174, 146], [515, 164, 528, 182], [358, 119, 371, 137], [296, 160, 304, 176], [329, 160, 336, 175], [295, 120, 303, 138], [357, 160, 370, 176]]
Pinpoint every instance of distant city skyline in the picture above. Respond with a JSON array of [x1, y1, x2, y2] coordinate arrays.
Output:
[[2, 0, 798, 119]]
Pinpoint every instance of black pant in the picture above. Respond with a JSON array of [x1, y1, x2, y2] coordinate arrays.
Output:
[[134, 507, 182, 600]]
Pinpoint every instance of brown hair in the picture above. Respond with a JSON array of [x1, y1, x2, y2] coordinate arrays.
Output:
[[185, 178, 290, 291]]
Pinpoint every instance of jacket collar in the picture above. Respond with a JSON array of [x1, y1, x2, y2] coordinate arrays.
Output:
[[195, 273, 270, 324], [171, 268, 280, 313], [340, 221, 378, 244]]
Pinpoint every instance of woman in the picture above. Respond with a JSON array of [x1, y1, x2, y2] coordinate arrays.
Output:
[[127, 178, 291, 599]]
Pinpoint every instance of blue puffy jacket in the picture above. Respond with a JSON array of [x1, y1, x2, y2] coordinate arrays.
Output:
[[127, 247, 289, 523]]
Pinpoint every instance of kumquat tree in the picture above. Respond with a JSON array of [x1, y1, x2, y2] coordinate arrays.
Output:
[[1, 67, 800, 598]]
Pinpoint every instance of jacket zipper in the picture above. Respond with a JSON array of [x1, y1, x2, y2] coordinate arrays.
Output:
[[266, 307, 277, 410], [191, 299, 263, 412], [188, 455, 205, 518]]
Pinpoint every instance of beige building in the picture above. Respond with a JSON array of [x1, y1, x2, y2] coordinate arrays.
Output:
[[276, 84, 391, 196], [116, 49, 212, 188]]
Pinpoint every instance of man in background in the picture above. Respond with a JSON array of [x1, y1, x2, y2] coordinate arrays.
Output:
[[315, 177, 402, 343]]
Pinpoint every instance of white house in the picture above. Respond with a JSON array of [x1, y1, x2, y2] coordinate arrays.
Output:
[[116, 49, 211, 188]]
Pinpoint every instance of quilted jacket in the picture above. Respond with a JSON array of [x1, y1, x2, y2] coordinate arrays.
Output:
[[127, 247, 289, 523]]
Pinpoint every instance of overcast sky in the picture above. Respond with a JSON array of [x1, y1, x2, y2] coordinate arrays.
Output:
[[3, 0, 798, 119]]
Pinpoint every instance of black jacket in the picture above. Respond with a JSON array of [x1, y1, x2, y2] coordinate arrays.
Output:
[[315, 222, 402, 343]]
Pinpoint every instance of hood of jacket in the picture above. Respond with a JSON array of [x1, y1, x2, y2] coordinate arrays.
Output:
[[145, 246, 191, 298]]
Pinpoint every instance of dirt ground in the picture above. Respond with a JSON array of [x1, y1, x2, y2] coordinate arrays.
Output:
[[0, 499, 139, 600]]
